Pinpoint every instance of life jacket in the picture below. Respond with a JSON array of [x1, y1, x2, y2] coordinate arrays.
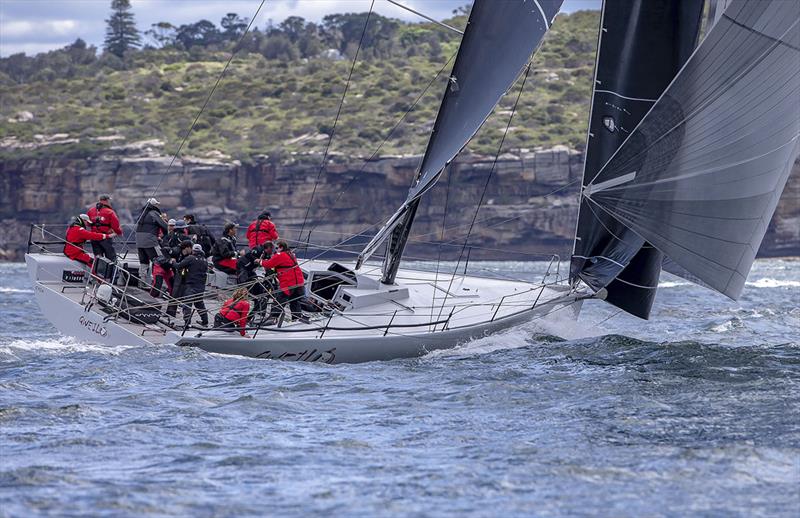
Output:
[[247, 217, 278, 248], [87, 202, 122, 235], [262, 250, 304, 294], [220, 299, 249, 322]]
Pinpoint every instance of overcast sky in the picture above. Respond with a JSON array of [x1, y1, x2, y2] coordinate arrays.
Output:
[[0, 0, 600, 57]]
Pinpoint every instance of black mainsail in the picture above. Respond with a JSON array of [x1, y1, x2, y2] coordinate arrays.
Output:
[[570, 0, 705, 319], [573, 0, 800, 309], [357, 0, 563, 282]]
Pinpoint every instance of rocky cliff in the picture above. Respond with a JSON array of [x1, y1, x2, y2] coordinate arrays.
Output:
[[1, 139, 798, 262]]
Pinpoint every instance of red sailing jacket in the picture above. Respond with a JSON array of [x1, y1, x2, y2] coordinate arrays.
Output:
[[87, 203, 122, 235], [64, 225, 106, 264], [261, 250, 304, 294], [246, 218, 278, 248], [220, 298, 250, 336]]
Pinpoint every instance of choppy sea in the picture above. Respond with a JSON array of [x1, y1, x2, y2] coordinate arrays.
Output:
[[1, 259, 798, 517]]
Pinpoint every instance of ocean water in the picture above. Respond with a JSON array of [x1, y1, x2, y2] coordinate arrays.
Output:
[[1, 259, 798, 517]]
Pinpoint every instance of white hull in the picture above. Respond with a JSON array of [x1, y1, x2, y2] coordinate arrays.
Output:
[[26, 253, 583, 363]]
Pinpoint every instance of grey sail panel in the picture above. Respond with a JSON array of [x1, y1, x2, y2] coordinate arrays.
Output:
[[358, 0, 563, 269], [406, 0, 563, 201], [586, 0, 800, 300], [570, 0, 704, 318]]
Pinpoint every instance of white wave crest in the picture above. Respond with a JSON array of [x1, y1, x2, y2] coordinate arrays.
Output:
[[0, 337, 136, 357], [746, 278, 800, 288], [0, 287, 34, 294], [658, 281, 692, 288]]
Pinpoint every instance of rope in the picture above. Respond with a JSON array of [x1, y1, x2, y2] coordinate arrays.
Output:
[[437, 62, 533, 320], [298, 0, 375, 244], [120, 0, 267, 255]]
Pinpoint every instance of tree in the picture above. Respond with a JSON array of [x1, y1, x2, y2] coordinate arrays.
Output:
[[221, 13, 248, 41], [175, 20, 222, 49], [144, 22, 177, 48], [104, 0, 141, 57]]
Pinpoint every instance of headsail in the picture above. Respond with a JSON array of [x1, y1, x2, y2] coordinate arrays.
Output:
[[570, 0, 705, 319], [357, 0, 564, 275], [578, 0, 800, 302]]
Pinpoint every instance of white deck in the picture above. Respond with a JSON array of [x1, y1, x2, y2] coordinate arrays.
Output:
[[26, 253, 584, 363]]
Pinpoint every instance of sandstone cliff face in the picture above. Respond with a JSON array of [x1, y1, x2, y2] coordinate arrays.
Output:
[[1, 141, 798, 262]]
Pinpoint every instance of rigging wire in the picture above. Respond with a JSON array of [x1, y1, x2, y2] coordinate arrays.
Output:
[[436, 62, 534, 321], [298, 0, 376, 245], [304, 51, 457, 241], [385, 0, 464, 34], [431, 164, 453, 328], [120, 0, 267, 255]]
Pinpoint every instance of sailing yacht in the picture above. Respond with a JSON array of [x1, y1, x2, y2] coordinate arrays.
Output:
[[25, 0, 800, 363]]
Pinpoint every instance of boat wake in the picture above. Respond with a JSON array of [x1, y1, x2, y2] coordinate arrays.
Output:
[[423, 311, 601, 360]]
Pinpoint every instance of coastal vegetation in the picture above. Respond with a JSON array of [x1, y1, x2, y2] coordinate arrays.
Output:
[[0, 7, 599, 160]]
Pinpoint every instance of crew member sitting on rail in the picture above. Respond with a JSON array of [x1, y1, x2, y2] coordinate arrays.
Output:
[[212, 223, 240, 275], [214, 287, 251, 336], [260, 240, 307, 323], [246, 211, 279, 249], [87, 194, 122, 279], [64, 214, 114, 267]]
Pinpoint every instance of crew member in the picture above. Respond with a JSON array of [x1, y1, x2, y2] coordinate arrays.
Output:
[[171, 242, 209, 328], [184, 214, 215, 257], [135, 198, 169, 287], [162, 219, 188, 259], [214, 287, 251, 336], [260, 240, 306, 323], [64, 214, 113, 266], [87, 194, 122, 279], [213, 223, 239, 274], [246, 211, 279, 249]]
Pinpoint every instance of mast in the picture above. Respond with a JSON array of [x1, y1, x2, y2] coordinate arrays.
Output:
[[356, 0, 564, 283]]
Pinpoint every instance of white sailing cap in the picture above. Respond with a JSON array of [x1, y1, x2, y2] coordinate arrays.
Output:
[[167, 218, 176, 226], [192, 244, 203, 253], [79, 213, 91, 222], [147, 197, 160, 206]]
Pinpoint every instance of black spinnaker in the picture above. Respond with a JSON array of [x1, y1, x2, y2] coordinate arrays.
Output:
[[575, 0, 800, 306], [570, 0, 705, 319]]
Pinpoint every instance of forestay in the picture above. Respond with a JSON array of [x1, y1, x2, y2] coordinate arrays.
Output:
[[577, 0, 800, 301], [570, 0, 705, 319], [357, 0, 563, 270]]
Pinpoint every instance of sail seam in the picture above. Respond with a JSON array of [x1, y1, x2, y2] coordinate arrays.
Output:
[[593, 89, 657, 102]]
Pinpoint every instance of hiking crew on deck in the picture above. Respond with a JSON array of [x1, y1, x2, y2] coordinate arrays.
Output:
[[64, 214, 114, 266], [213, 223, 240, 275], [214, 287, 251, 336]]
